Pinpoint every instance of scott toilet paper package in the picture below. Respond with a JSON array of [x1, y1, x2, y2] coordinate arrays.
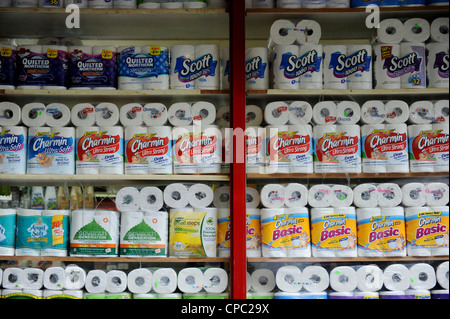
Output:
[[246, 47, 269, 90]]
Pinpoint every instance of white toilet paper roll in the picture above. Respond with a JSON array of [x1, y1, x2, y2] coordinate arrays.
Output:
[[21, 103, 46, 127], [425, 183, 449, 206], [384, 100, 410, 124], [246, 47, 269, 90], [0, 102, 21, 126], [264, 101, 289, 125], [64, 265, 86, 290], [336, 101, 361, 125], [177, 268, 205, 293], [116, 187, 141, 212], [139, 187, 164, 212], [251, 269, 276, 293], [377, 19, 405, 43], [308, 184, 333, 208], [95, 102, 120, 127], [168, 103, 193, 126], [85, 270, 107, 294], [213, 186, 230, 208], [377, 183, 402, 208], [346, 44, 373, 90], [409, 263, 437, 290], [270, 20, 297, 46], [329, 266, 358, 292], [284, 183, 308, 208], [436, 261, 449, 290], [120, 103, 144, 127], [188, 184, 214, 208], [434, 100, 449, 124], [383, 264, 411, 291], [430, 17, 449, 43], [22, 268, 44, 290], [127, 268, 153, 294], [142, 103, 168, 126], [106, 270, 127, 293], [323, 45, 348, 89], [43, 267, 65, 290], [194, 44, 220, 90], [2, 268, 24, 289], [45, 103, 71, 127], [295, 20, 322, 45], [301, 266, 329, 292], [356, 265, 384, 292], [164, 183, 190, 208], [170, 45, 196, 90], [403, 18, 431, 43], [361, 100, 386, 124], [260, 184, 286, 208], [246, 187, 260, 208], [217, 105, 230, 127], [402, 183, 427, 207], [353, 183, 379, 208], [331, 185, 354, 208], [71, 103, 96, 127], [192, 101, 216, 125], [276, 266, 303, 293], [272, 44, 300, 90], [312, 101, 338, 125], [246, 104, 263, 126], [203, 268, 228, 293], [288, 101, 313, 125], [152, 268, 178, 294]]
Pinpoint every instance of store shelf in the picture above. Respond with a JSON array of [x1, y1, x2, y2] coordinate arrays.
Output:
[[247, 172, 449, 180], [248, 256, 449, 263], [0, 89, 229, 97], [247, 88, 449, 97], [0, 7, 229, 40]]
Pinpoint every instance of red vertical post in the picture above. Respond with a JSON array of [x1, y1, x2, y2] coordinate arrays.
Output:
[[229, 0, 247, 300]]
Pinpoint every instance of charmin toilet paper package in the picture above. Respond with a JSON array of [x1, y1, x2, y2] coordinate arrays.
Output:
[[188, 183, 214, 208], [70, 209, 120, 257], [172, 126, 197, 174], [425, 183, 449, 206], [265, 125, 290, 174], [409, 101, 435, 124], [265, 102, 289, 125], [246, 208, 261, 257], [27, 127, 75, 175], [377, 183, 403, 208], [336, 101, 361, 125], [284, 183, 308, 208], [310, 207, 358, 257], [406, 206, 449, 256], [331, 185, 354, 208], [312, 101, 338, 125], [426, 42, 449, 88], [361, 100, 386, 124], [197, 125, 222, 174], [0, 209, 16, 256], [94, 102, 119, 127], [245, 126, 266, 174], [0, 126, 27, 174], [120, 211, 168, 257], [434, 100, 449, 124], [0, 43, 16, 89], [308, 184, 333, 208], [384, 100, 410, 124], [246, 47, 269, 90]]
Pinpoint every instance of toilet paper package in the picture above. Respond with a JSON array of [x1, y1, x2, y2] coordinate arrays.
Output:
[[250, 269, 276, 293], [85, 270, 107, 294], [265, 102, 289, 125], [313, 124, 361, 173], [288, 101, 313, 125], [245, 126, 266, 174], [425, 183, 449, 206], [383, 264, 411, 291], [127, 268, 153, 294], [405, 206, 449, 256], [194, 44, 220, 90], [298, 44, 323, 89], [404, 289, 431, 299], [164, 183, 190, 209], [41, 210, 70, 257], [312, 101, 338, 125], [246, 208, 261, 257], [286, 125, 314, 173], [15, 209, 44, 256], [94, 102, 119, 127], [27, 127, 75, 175], [345, 44, 373, 90], [357, 207, 406, 257], [308, 184, 333, 208], [198, 125, 222, 174], [400, 43, 426, 89], [434, 100, 449, 124], [45, 103, 71, 127], [246, 47, 269, 90], [151, 268, 178, 294], [272, 45, 300, 90], [70, 209, 120, 257], [177, 268, 205, 293], [409, 263, 437, 290], [217, 208, 230, 257], [426, 42, 449, 88], [269, 20, 297, 46], [75, 127, 100, 174], [0, 43, 16, 89], [431, 290, 449, 299], [310, 207, 358, 257], [373, 44, 402, 89], [188, 184, 214, 208], [409, 101, 435, 124], [69, 45, 117, 89], [43, 267, 65, 290], [0, 102, 21, 126], [323, 45, 348, 89], [301, 266, 329, 292], [203, 268, 228, 293], [169, 207, 217, 258], [284, 183, 308, 208], [261, 207, 311, 258], [377, 183, 403, 207], [402, 183, 427, 207], [403, 18, 430, 43], [170, 45, 196, 90], [384, 100, 410, 124], [336, 101, 361, 125], [265, 125, 290, 174], [120, 211, 168, 257], [432, 123, 449, 172], [276, 266, 303, 293], [329, 266, 358, 292], [0, 126, 27, 174], [0, 209, 16, 256]]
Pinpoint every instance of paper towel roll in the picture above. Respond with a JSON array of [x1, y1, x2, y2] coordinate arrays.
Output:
[[43, 267, 65, 290], [336, 101, 360, 125], [400, 43, 426, 89], [361, 100, 386, 124], [251, 269, 276, 293], [203, 268, 228, 293], [312, 101, 338, 125], [329, 266, 358, 292], [402, 183, 427, 207], [164, 183, 190, 208], [139, 187, 164, 212], [353, 183, 379, 208], [265, 101, 289, 125], [120, 103, 143, 127], [377, 183, 402, 207], [425, 183, 449, 206], [127, 268, 153, 294], [356, 265, 384, 292], [409, 263, 437, 290], [177, 268, 205, 293], [246, 47, 269, 90], [95, 102, 119, 127], [430, 17, 449, 43], [373, 44, 402, 89], [85, 270, 107, 294], [21, 103, 46, 127], [301, 266, 329, 292], [270, 20, 297, 46], [284, 183, 308, 208], [295, 20, 322, 45], [115, 187, 140, 212], [64, 265, 86, 290], [434, 100, 449, 124], [383, 264, 411, 291], [260, 184, 285, 208], [152, 268, 178, 294], [427, 43, 449, 89], [142, 103, 168, 126], [331, 185, 354, 207], [308, 184, 333, 208], [45, 103, 71, 127], [0, 102, 21, 126], [276, 266, 303, 293], [71, 103, 96, 127], [323, 45, 348, 89], [377, 19, 405, 43], [246, 187, 260, 208], [436, 261, 449, 290], [22, 268, 44, 290], [188, 184, 214, 208], [403, 18, 431, 43], [384, 100, 410, 124], [106, 270, 127, 293], [170, 45, 196, 90]]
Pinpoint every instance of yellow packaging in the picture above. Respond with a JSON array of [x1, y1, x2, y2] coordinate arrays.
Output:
[[357, 216, 406, 253], [246, 209, 261, 254], [406, 208, 449, 250], [217, 209, 231, 255]]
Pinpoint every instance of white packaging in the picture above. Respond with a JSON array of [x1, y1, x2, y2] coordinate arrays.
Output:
[[409, 263, 437, 290], [272, 45, 300, 90], [194, 44, 220, 90], [21, 103, 46, 127], [264, 101, 289, 125], [295, 20, 322, 45], [177, 268, 205, 293], [377, 19, 405, 43], [270, 20, 297, 46], [260, 184, 285, 208], [151, 268, 178, 294], [124, 126, 148, 175], [323, 45, 348, 89], [432, 123, 449, 173], [297, 44, 323, 90], [403, 18, 431, 43], [245, 126, 266, 174], [384, 100, 410, 124], [0, 102, 21, 126], [250, 269, 276, 293], [400, 42, 426, 89], [97, 126, 124, 175], [329, 266, 357, 292], [216, 105, 230, 128], [245, 47, 269, 90], [265, 125, 291, 173], [168, 103, 193, 126], [346, 44, 373, 90], [402, 183, 427, 207], [284, 183, 308, 208], [71, 103, 96, 127], [356, 265, 384, 292], [198, 125, 222, 174], [120, 103, 144, 127], [373, 44, 402, 89], [360, 100, 386, 124], [0, 126, 27, 175], [436, 261, 449, 290], [172, 126, 196, 174], [188, 184, 214, 208], [85, 270, 107, 293], [170, 45, 196, 90], [142, 103, 168, 126], [312, 101, 338, 125], [127, 268, 153, 294], [353, 183, 379, 208], [430, 17, 450, 43], [285, 124, 314, 173], [275, 266, 303, 293], [288, 101, 313, 125], [146, 125, 173, 175], [427, 43, 449, 89], [336, 101, 361, 125], [308, 184, 333, 208], [164, 183, 190, 208], [301, 266, 329, 292], [75, 126, 100, 175], [95, 102, 120, 127], [408, 124, 436, 173], [383, 264, 411, 291]]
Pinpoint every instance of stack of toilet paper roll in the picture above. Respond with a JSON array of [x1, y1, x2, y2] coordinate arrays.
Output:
[[264, 101, 314, 125], [409, 100, 449, 124], [361, 100, 410, 125], [115, 186, 164, 212], [71, 102, 120, 127], [19, 102, 72, 127], [307, 184, 354, 208], [119, 102, 169, 127], [177, 267, 228, 293], [275, 265, 330, 294], [43, 265, 86, 292], [269, 19, 321, 46], [402, 182, 449, 207], [427, 18, 449, 89]]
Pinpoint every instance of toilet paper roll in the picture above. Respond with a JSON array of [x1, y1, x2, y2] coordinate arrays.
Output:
[[22, 268, 44, 290], [188, 184, 214, 208], [409, 263, 437, 290], [45, 103, 71, 127], [97, 126, 123, 175], [21, 103, 46, 127], [308, 184, 333, 208], [127, 268, 153, 294], [75, 126, 100, 175], [400, 42, 426, 89], [312, 101, 338, 125], [323, 45, 348, 89], [383, 264, 411, 291], [353, 183, 379, 208], [246, 104, 263, 126], [71, 103, 96, 127], [346, 44, 373, 90], [356, 265, 384, 292], [288, 101, 313, 125], [260, 184, 286, 208], [336, 101, 361, 125], [170, 45, 196, 90], [329, 266, 358, 292], [425, 183, 449, 206], [295, 20, 322, 45], [85, 270, 107, 294], [0, 126, 27, 175], [172, 126, 196, 174], [434, 100, 449, 124], [270, 20, 297, 46], [276, 266, 303, 293], [384, 100, 410, 124], [43, 267, 65, 290], [436, 261, 449, 290], [251, 269, 276, 293], [0, 102, 21, 126], [246, 47, 269, 90], [430, 17, 449, 43], [152, 268, 178, 294], [203, 268, 228, 293], [264, 101, 289, 125], [361, 100, 386, 124], [120, 103, 144, 127], [373, 44, 402, 89], [142, 103, 168, 126], [403, 18, 430, 43], [408, 124, 435, 173], [246, 187, 260, 208], [168, 103, 193, 126], [331, 185, 354, 207], [377, 183, 402, 207], [64, 265, 86, 290], [105, 270, 127, 293], [95, 102, 120, 127], [217, 105, 230, 127], [164, 183, 190, 208], [284, 183, 308, 208], [177, 268, 205, 293], [402, 183, 427, 207], [377, 19, 405, 43], [427, 43, 450, 89], [301, 266, 329, 292], [2, 268, 24, 289], [192, 101, 216, 125], [116, 187, 141, 212], [297, 43, 323, 90], [213, 186, 230, 208], [194, 44, 220, 90], [139, 187, 164, 212], [272, 45, 300, 90]]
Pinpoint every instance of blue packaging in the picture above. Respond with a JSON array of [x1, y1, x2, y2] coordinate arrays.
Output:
[[0, 45, 16, 88], [351, 0, 380, 7], [0, 210, 16, 254]]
